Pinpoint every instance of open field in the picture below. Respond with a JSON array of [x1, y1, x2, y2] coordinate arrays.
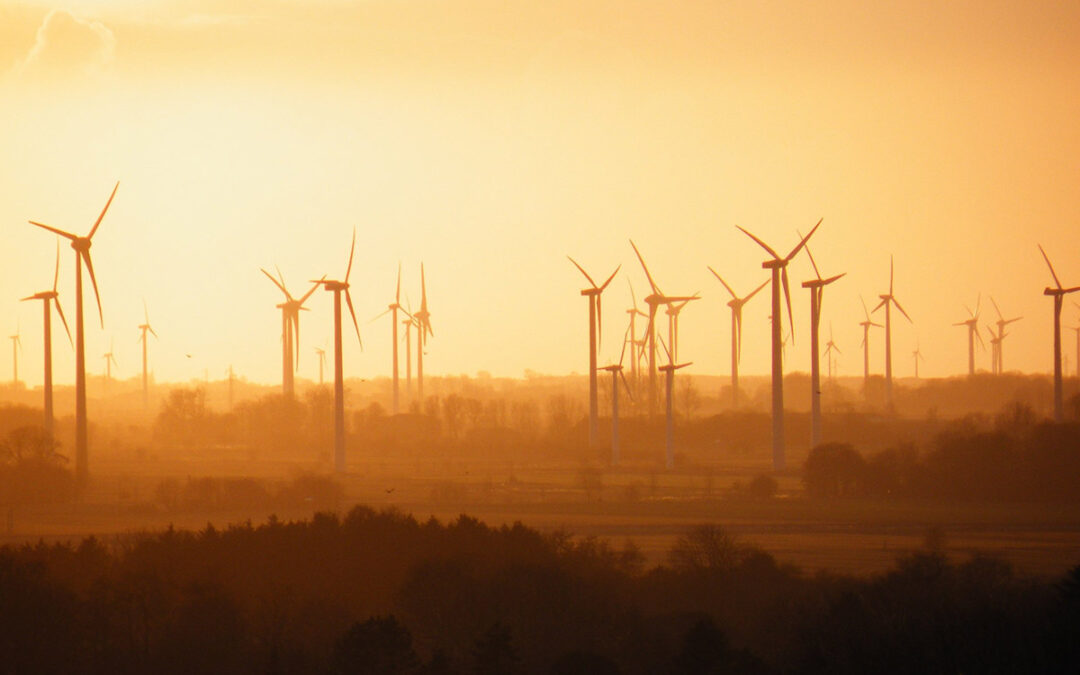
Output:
[[4, 449, 1078, 579]]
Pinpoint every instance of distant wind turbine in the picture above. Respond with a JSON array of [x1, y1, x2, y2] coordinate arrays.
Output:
[[313, 229, 363, 473], [858, 296, 882, 393], [29, 180, 117, 485], [102, 337, 118, 382], [371, 263, 408, 414], [912, 341, 925, 379], [801, 243, 845, 448], [871, 256, 912, 410], [629, 240, 696, 418], [952, 296, 984, 376], [1037, 244, 1080, 422], [21, 240, 72, 437], [138, 301, 158, 408], [261, 267, 322, 399], [314, 346, 326, 386], [736, 219, 821, 471], [625, 281, 648, 395], [8, 323, 21, 386], [600, 327, 633, 467], [823, 323, 840, 381], [988, 297, 1022, 375], [412, 264, 434, 403], [659, 358, 691, 470], [568, 256, 620, 448], [707, 268, 768, 408]]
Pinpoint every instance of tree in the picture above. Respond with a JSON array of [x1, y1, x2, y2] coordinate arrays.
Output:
[[472, 622, 518, 675], [332, 615, 418, 675]]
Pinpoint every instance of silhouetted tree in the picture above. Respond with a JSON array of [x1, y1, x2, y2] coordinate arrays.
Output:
[[472, 622, 518, 675], [332, 615, 418, 675]]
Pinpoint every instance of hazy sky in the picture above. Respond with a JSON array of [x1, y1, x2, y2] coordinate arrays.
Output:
[[1, 1, 1079, 387]]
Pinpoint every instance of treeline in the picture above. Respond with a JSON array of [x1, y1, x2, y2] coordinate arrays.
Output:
[[1, 507, 1078, 674], [804, 405, 1080, 501]]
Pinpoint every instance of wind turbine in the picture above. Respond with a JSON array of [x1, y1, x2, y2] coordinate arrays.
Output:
[[600, 327, 634, 467], [988, 297, 1022, 375], [1037, 245, 1080, 422], [664, 297, 698, 365], [313, 229, 363, 473], [8, 323, 21, 386], [370, 264, 408, 413], [29, 181, 117, 485], [736, 219, 821, 471], [658, 341, 691, 470], [871, 256, 912, 410], [102, 337, 118, 382], [953, 296, 984, 377], [137, 301, 158, 408], [708, 269, 768, 408], [568, 256, 620, 448], [912, 342, 925, 378], [629, 241, 696, 417], [625, 281, 648, 393], [261, 267, 322, 399], [21, 240, 72, 437], [857, 296, 883, 397], [823, 324, 840, 381], [801, 244, 845, 448], [412, 264, 434, 403]]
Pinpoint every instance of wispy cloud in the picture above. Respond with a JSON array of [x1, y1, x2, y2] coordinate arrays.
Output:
[[13, 9, 115, 81]]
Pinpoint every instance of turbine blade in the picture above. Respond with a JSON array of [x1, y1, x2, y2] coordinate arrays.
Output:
[[783, 218, 822, 262], [889, 255, 894, 295], [627, 278, 638, 309], [619, 369, 634, 402], [781, 266, 794, 343], [261, 268, 289, 296], [736, 226, 780, 259], [29, 221, 77, 240], [345, 289, 362, 348], [53, 239, 61, 292], [872, 298, 886, 314], [804, 241, 822, 279], [370, 307, 393, 323], [618, 323, 630, 366], [396, 261, 402, 304], [744, 278, 769, 303], [598, 265, 620, 293], [54, 297, 73, 347], [87, 181, 119, 239], [298, 277, 325, 306], [990, 296, 1003, 322], [420, 262, 428, 312], [735, 309, 743, 363], [629, 240, 663, 295], [344, 228, 356, 283], [1038, 245, 1062, 289], [707, 266, 737, 300], [293, 312, 301, 369], [567, 256, 597, 288], [82, 251, 104, 329], [822, 273, 845, 285], [893, 297, 913, 323], [860, 295, 870, 321]]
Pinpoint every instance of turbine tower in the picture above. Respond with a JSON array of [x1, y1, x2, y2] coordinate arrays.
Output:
[[871, 256, 912, 411], [988, 297, 1022, 374], [708, 269, 767, 408], [313, 229, 362, 473], [952, 296, 983, 376], [138, 301, 158, 408], [736, 219, 821, 471], [102, 337, 117, 382], [801, 244, 845, 448], [1037, 244, 1080, 422], [663, 297, 698, 365], [261, 267, 322, 399], [29, 181, 116, 485], [568, 256, 620, 448], [21, 241, 72, 437], [629, 241, 695, 417]]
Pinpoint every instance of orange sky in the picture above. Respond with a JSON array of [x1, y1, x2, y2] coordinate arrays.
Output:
[[1, 1, 1079, 387]]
